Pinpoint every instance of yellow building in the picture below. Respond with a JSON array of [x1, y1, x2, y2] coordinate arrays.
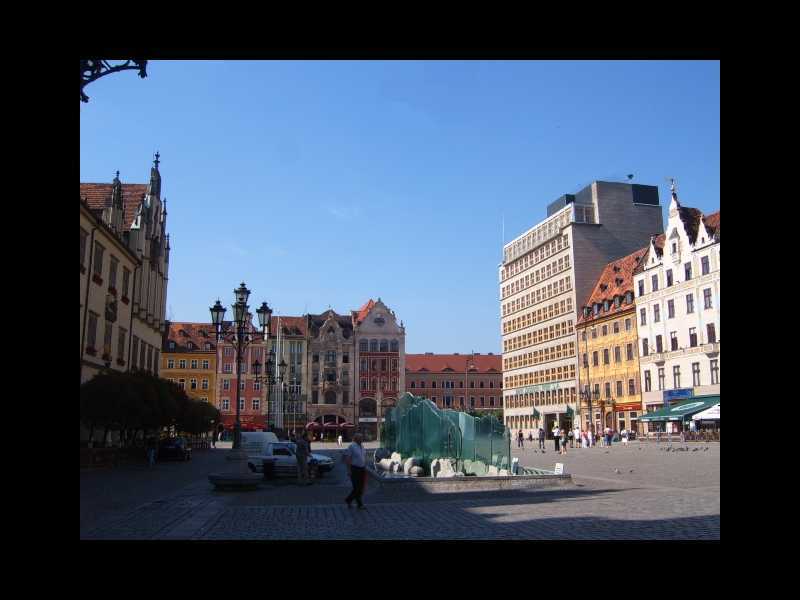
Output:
[[161, 322, 218, 408], [575, 248, 648, 434]]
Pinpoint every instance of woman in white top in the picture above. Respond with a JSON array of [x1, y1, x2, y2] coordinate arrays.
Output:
[[621, 428, 629, 446]]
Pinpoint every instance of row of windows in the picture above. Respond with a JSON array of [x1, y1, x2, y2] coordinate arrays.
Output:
[[84, 312, 159, 376], [504, 317, 575, 353], [643, 359, 720, 391], [219, 398, 259, 412], [358, 339, 400, 353], [411, 379, 497, 389], [167, 358, 211, 370], [359, 378, 398, 391], [506, 342, 576, 371], [639, 289, 714, 327], [504, 364, 577, 390], [168, 340, 214, 351], [583, 292, 635, 318], [170, 377, 211, 391], [503, 295, 574, 336], [641, 323, 717, 356], [587, 379, 639, 399], [580, 317, 633, 340], [504, 387, 577, 408], [637, 255, 714, 297], [503, 233, 570, 280], [501, 253, 571, 304], [583, 343, 636, 367], [425, 396, 496, 409], [359, 358, 399, 373], [81, 228, 132, 299], [502, 276, 572, 320]]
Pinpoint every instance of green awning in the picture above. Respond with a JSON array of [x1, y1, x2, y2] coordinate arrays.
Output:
[[639, 396, 720, 422]]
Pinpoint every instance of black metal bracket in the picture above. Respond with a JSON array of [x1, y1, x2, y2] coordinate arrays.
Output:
[[81, 59, 148, 103]]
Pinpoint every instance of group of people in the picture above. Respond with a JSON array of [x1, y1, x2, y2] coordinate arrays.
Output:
[[517, 425, 632, 453]]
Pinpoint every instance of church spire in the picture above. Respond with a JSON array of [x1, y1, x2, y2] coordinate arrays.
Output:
[[148, 151, 162, 198]]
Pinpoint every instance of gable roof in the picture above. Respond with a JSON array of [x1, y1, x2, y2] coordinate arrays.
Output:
[[703, 211, 720, 241], [165, 322, 216, 352], [578, 248, 644, 325], [353, 299, 376, 325], [634, 234, 666, 274], [268, 316, 307, 337], [405, 353, 501, 374], [80, 182, 149, 231]]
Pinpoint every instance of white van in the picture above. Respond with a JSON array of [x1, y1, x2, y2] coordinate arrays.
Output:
[[240, 431, 280, 457]]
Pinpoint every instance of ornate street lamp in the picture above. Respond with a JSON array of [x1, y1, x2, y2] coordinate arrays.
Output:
[[80, 59, 148, 103]]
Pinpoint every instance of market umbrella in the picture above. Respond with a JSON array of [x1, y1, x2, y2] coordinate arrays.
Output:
[[306, 422, 322, 431], [339, 422, 355, 428], [324, 422, 340, 430]]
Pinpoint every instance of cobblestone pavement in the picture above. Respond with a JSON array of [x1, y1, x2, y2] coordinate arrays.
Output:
[[81, 442, 719, 540]]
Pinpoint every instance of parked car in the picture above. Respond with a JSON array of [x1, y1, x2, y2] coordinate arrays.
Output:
[[158, 436, 192, 461], [246, 441, 334, 476]]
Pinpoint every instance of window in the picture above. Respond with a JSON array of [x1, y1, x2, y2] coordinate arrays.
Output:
[[673, 366, 681, 388], [390, 339, 399, 352], [103, 321, 113, 356], [343, 353, 349, 364], [613, 321, 619, 334], [380, 339, 389, 352], [685, 262, 692, 281], [707, 323, 717, 344], [601, 325, 608, 336], [131, 336, 139, 369], [628, 379, 636, 396], [616, 380, 623, 397], [592, 327, 597, 339], [692, 362, 701, 387], [359, 339, 368, 352], [614, 346, 621, 363], [224, 347, 233, 357], [658, 368, 665, 390], [655, 335, 663, 353], [592, 351, 599, 367], [178, 378, 186, 390], [203, 360, 209, 369], [645, 371, 652, 392], [167, 358, 175, 369], [625, 318, 631, 331], [200, 397, 208, 403], [117, 327, 126, 361], [109, 256, 118, 290], [202, 378, 209, 390], [191, 359, 198, 369], [653, 304, 660, 323], [391, 359, 398, 372], [222, 398, 230, 411], [361, 358, 368, 373], [638, 280, 645, 297], [470, 381, 475, 388], [223, 363, 232, 373], [470, 397, 475, 407], [704, 289, 713, 309], [689, 328, 698, 347], [190, 378, 197, 390], [686, 293, 695, 314], [93, 242, 105, 277], [667, 299, 675, 319], [489, 397, 495, 407], [239, 398, 245, 410], [370, 340, 378, 352], [666, 269, 673, 287], [431, 381, 437, 388], [168, 341, 176, 350], [381, 359, 387, 371], [582, 353, 588, 368], [642, 339, 649, 356], [312, 354, 319, 364], [701, 256, 710, 275], [223, 380, 230, 391], [122, 268, 130, 297], [626, 343, 634, 361], [80, 228, 88, 266], [710, 360, 719, 384], [179, 359, 187, 369], [479, 381, 485, 389], [312, 391, 319, 404], [603, 349, 610, 365], [670, 332, 678, 351], [605, 382, 611, 399], [253, 398, 260, 411], [640, 308, 647, 326], [651, 275, 659, 292]]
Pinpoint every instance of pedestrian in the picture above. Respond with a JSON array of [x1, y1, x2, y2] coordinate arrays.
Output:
[[582, 430, 588, 448], [337, 434, 343, 448], [606, 426, 612, 447], [528, 431, 533, 443], [538, 427, 545, 450], [568, 428, 574, 448], [344, 432, 367, 509], [560, 428, 568, 454], [588, 428, 594, 447], [146, 435, 157, 468], [295, 430, 310, 485], [552, 424, 560, 452], [518, 430, 524, 449], [210, 429, 216, 448]]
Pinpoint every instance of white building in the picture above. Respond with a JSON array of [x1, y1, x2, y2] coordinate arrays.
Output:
[[500, 181, 663, 436], [634, 184, 719, 430]]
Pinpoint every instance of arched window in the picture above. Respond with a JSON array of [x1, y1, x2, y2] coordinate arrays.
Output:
[[359, 339, 368, 352], [390, 339, 399, 352], [370, 339, 378, 352], [380, 339, 389, 352]]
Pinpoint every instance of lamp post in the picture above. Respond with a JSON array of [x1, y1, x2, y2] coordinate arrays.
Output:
[[81, 59, 148, 103], [209, 283, 272, 453]]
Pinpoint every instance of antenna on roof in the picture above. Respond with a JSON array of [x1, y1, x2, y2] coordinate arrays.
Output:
[[627, 174, 634, 181]]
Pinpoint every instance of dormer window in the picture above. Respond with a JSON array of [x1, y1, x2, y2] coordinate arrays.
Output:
[[583, 307, 591, 318], [672, 242, 677, 254], [614, 297, 620, 308], [204, 343, 212, 350], [593, 304, 600, 315], [626, 292, 633, 304], [603, 300, 610, 311], [169, 341, 176, 350], [187, 342, 194, 350]]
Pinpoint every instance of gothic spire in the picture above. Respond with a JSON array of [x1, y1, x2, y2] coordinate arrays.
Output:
[[148, 151, 162, 198]]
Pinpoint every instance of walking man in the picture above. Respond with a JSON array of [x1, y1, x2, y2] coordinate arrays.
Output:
[[295, 430, 310, 485], [518, 430, 524, 449], [146, 435, 157, 468], [552, 424, 560, 452], [337, 434, 343, 448], [538, 427, 545, 450], [344, 433, 367, 509]]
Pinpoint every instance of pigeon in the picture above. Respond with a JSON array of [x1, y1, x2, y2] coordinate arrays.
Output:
[[693, 448, 698, 452], [629, 469, 634, 473], [604, 451, 610, 454], [704, 447, 709, 452], [614, 468, 620, 473]]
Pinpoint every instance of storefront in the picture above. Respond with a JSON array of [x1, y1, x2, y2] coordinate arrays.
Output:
[[639, 396, 720, 434], [614, 401, 643, 434], [691, 403, 720, 431]]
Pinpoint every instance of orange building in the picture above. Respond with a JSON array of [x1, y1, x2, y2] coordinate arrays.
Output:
[[161, 322, 218, 409]]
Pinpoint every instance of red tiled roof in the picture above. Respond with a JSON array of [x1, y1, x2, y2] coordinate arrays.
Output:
[[353, 299, 376, 325], [634, 234, 665, 274], [165, 322, 216, 352], [269, 316, 307, 336], [577, 248, 645, 325], [80, 182, 149, 230], [405, 353, 501, 374], [703, 211, 720, 240]]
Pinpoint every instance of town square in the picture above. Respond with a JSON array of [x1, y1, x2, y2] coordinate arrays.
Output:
[[80, 58, 719, 541]]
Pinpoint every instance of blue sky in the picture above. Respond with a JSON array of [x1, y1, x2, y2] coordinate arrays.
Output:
[[80, 60, 720, 354]]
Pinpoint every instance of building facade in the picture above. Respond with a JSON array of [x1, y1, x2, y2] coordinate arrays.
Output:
[[635, 189, 720, 431], [353, 299, 406, 441], [575, 249, 646, 435], [406, 353, 502, 413], [265, 316, 308, 431], [80, 155, 170, 384], [161, 322, 217, 406], [500, 181, 663, 437]]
